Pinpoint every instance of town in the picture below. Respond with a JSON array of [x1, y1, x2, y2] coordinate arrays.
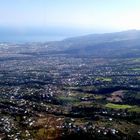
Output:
[[0, 43, 140, 140]]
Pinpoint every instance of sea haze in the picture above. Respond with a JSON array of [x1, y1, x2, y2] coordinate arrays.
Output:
[[0, 26, 116, 43], [0, 34, 66, 43], [0, 27, 67, 42]]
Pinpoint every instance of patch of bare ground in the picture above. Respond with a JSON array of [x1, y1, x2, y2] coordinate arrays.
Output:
[[106, 90, 124, 103]]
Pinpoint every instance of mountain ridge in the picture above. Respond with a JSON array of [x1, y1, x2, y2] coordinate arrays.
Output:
[[45, 30, 140, 57]]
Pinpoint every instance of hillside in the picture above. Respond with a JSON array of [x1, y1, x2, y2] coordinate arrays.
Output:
[[46, 30, 140, 57]]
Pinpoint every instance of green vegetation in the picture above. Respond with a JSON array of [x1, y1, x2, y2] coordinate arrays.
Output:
[[105, 103, 140, 113], [96, 77, 112, 82], [124, 91, 140, 100], [105, 103, 132, 109], [128, 106, 140, 113], [58, 96, 79, 105], [131, 68, 140, 71]]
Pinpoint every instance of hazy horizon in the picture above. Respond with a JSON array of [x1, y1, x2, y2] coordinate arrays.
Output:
[[0, 26, 128, 43], [1, 0, 140, 42]]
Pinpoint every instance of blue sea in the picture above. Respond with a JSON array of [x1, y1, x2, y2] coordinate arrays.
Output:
[[0, 35, 66, 43]]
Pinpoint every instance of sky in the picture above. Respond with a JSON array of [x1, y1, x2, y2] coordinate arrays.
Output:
[[0, 0, 140, 41]]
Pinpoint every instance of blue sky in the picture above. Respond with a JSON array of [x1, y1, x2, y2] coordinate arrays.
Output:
[[0, 0, 140, 41]]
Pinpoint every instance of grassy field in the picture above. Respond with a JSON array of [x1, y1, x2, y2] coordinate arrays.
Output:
[[96, 77, 112, 82], [105, 103, 132, 109], [105, 103, 140, 113], [58, 96, 79, 105]]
